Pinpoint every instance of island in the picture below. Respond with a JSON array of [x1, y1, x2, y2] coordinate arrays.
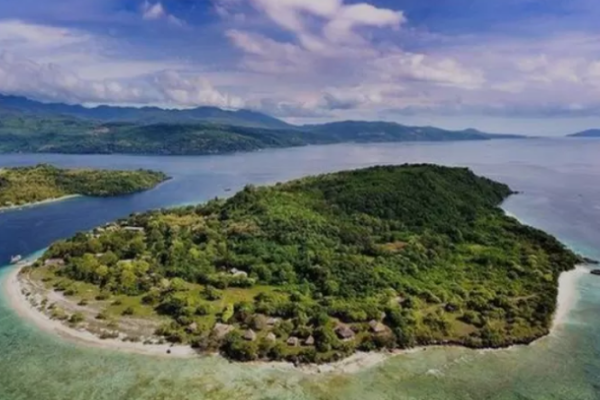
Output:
[[0, 164, 169, 209], [568, 129, 600, 138], [16, 165, 580, 364]]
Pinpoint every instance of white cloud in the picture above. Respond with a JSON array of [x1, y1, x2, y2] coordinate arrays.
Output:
[[151, 70, 245, 108], [0, 51, 243, 108], [4, 1, 600, 128], [323, 3, 405, 44], [374, 52, 485, 89], [250, 0, 342, 33], [318, 86, 384, 110], [0, 20, 244, 108], [222, 0, 483, 118], [0, 19, 92, 59], [226, 30, 314, 73], [141, 1, 184, 26]]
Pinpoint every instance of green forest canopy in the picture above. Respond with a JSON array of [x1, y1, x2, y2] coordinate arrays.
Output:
[[0, 164, 168, 207], [34, 165, 580, 363]]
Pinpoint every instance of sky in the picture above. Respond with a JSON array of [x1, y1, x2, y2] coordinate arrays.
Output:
[[1, 0, 600, 135]]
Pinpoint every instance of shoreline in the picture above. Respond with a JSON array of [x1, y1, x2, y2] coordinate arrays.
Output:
[[551, 265, 587, 330], [0, 195, 81, 213], [4, 265, 197, 359], [2, 260, 588, 374]]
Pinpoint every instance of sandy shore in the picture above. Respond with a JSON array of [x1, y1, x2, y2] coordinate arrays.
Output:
[[2, 262, 588, 374], [4, 265, 197, 358], [3, 263, 406, 373], [552, 266, 587, 329], [0, 195, 81, 213]]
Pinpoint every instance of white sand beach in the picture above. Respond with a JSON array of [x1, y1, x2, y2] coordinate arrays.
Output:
[[4, 265, 197, 358], [3, 263, 405, 373], [3, 260, 587, 373], [0, 195, 81, 213], [552, 266, 587, 329]]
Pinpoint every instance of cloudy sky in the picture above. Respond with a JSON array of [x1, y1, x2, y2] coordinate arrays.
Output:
[[1, 0, 600, 135]]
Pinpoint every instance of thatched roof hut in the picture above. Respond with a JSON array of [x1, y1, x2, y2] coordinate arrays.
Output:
[[243, 329, 257, 341], [265, 332, 277, 342], [213, 323, 234, 339], [369, 320, 386, 333], [335, 326, 355, 340], [304, 335, 315, 346], [186, 322, 198, 333], [287, 336, 300, 347], [44, 259, 65, 267]]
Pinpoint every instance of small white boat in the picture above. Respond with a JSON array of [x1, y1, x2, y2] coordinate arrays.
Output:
[[10, 255, 22, 264]]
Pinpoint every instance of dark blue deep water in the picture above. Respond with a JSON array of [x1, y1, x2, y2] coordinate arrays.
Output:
[[1, 138, 600, 400]]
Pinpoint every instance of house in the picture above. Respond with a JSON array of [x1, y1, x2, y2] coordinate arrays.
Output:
[[212, 323, 234, 339], [287, 336, 300, 347], [243, 329, 257, 342], [265, 332, 277, 342], [335, 326, 355, 341], [369, 320, 387, 334], [123, 227, 145, 233], [266, 317, 280, 326], [304, 336, 315, 346], [186, 322, 198, 334], [44, 259, 65, 267]]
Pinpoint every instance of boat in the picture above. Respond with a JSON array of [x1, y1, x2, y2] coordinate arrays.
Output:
[[225, 188, 232, 192], [10, 255, 22, 264]]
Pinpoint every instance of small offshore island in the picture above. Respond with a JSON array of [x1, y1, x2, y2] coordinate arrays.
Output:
[[0, 164, 168, 210], [15, 165, 581, 365]]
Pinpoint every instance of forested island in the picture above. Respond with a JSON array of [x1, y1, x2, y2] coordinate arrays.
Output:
[[20, 165, 579, 364], [0, 164, 168, 208]]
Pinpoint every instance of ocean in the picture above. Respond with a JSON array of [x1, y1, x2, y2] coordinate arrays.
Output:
[[1, 138, 599, 400]]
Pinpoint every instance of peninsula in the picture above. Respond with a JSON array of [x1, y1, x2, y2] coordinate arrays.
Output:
[[16, 165, 580, 364], [0, 164, 168, 209]]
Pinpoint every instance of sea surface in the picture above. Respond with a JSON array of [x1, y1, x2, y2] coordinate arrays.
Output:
[[1, 138, 600, 400]]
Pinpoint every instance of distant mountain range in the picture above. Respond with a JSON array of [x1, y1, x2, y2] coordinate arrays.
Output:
[[0, 94, 291, 130], [568, 129, 600, 138], [0, 94, 528, 156]]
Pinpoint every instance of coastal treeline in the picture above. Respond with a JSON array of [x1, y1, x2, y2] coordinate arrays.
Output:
[[35, 165, 579, 363], [0, 164, 168, 207]]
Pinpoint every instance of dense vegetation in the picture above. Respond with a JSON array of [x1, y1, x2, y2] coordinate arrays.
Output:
[[31, 165, 580, 364], [0, 164, 168, 207], [0, 119, 524, 156], [0, 94, 526, 156]]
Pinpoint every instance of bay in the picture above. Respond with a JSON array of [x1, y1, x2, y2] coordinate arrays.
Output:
[[1, 138, 599, 400]]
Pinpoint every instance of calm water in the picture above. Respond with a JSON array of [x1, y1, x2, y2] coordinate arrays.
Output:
[[1, 138, 600, 400]]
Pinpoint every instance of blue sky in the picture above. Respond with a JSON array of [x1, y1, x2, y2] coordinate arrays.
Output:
[[1, 0, 600, 135]]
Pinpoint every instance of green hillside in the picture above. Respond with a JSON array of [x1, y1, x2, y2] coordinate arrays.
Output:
[[0, 94, 527, 156], [29, 165, 579, 363]]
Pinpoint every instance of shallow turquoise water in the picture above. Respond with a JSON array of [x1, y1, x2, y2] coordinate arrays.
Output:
[[1, 139, 599, 400]]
